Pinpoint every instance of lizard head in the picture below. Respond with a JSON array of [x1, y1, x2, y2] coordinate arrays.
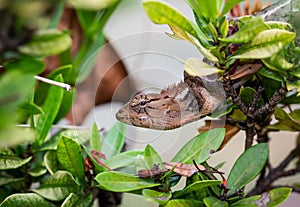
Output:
[[116, 93, 182, 130]]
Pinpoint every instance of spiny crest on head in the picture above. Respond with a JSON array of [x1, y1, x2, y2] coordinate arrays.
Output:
[[160, 81, 191, 98]]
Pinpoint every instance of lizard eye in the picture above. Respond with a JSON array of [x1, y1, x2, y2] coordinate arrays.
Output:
[[140, 101, 146, 106]]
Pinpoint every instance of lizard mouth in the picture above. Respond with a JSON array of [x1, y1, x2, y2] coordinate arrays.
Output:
[[115, 105, 130, 124]]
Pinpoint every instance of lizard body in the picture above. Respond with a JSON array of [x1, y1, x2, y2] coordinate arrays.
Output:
[[116, 72, 225, 130]]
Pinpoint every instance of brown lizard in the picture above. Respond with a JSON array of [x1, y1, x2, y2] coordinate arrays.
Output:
[[116, 71, 226, 130]]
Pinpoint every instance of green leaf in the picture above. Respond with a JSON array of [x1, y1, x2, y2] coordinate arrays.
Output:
[[105, 150, 144, 170], [220, 17, 268, 43], [227, 143, 269, 196], [33, 171, 79, 201], [28, 167, 47, 177], [268, 108, 300, 131], [0, 193, 55, 207], [61, 193, 93, 207], [4, 55, 45, 75], [90, 123, 101, 152], [232, 29, 296, 59], [0, 177, 24, 186], [144, 144, 163, 169], [19, 29, 72, 56], [186, 0, 222, 21], [239, 87, 263, 106], [0, 148, 32, 170], [164, 199, 204, 207], [142, 189, 171, 205], [0, 127, 35, 147], [184, 58, 219, 77], [174, 180, 221, 198], [82, 145, 107, 173], [44, 151, 59, 175], [95, 171, 161, 192], [203, 196, 228, 207], [221, 0, 245, 16], [57, 136, 85, 182], [265, 21, 293, 30], [171, 128, 225, 164], [101, 122, 125, 159], [142, 0, 197, 38], [66, 0, 118, 10], [231, 187, 292, 207], [262, 49, 294, 71], [34, 74, 64, 146], [258, 67, 283, 82], [18, 102, 43, 115]]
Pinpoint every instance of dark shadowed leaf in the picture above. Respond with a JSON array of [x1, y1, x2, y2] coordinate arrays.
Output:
[[171, 128, 225, 164], [57, 136, 85, 182], [95, 171, 161, 192], [227, 144, 269, 196]]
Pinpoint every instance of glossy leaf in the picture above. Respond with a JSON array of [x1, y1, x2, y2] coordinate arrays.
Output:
[[220, 17, 268, 43], [144, 144, 162, 169], [19, 29, 72, 56], [61, 193, 93, 207], [227, 143, 269, 196], [0, 193, 55, 207], [231, 187, 292, 207], [105, 150, 144, 170], [35, 74, 64, 146], [142, 189, 171, 205], [174, 180, 221, 198], [171, 128, 225, 164], [33, 171, 79, 201], [90, 123, 101, 152], [0, 148, 32, 170], [203, 196, 228, 207], [232, 29, 296, 59], [266, 21, 293, 30], [164, 199, 204, 207], [95, 171, 161, 192], [143, 0, 197, 38], [57, 136, 85, 182], [101, 122, 125, 159]]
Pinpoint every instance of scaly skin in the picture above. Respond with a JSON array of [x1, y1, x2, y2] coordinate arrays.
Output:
[[116, 72, 225, 130]]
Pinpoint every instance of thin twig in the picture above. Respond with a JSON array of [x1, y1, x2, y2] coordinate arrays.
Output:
[[34, 75, 72, 91]]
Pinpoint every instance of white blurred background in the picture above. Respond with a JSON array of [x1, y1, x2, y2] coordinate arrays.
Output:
[[81, 0, 300, 206]]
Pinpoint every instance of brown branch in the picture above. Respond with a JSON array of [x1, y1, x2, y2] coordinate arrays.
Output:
[[248, 145, 300, 196]]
